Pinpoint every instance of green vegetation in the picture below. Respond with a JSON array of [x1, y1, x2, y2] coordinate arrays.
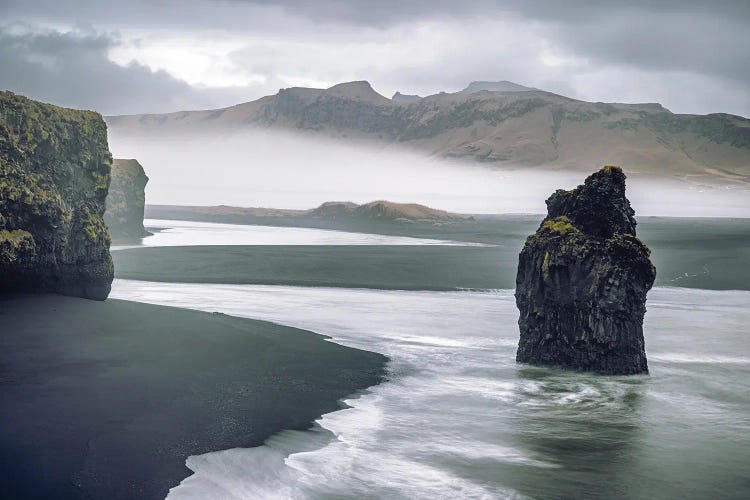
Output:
[[541, 215, 579, 235], [0, 229, 35, 265], [0, 92, 102, 156], [399, 97, 550, 141], [601, 165, 622, 174], [643, 111, 750, 148], [0, 165, 66, 227], [0, 229, 32, 243], [0, 91, 113, 298]]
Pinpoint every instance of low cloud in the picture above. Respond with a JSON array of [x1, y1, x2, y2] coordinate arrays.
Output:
[[108, 127, 750, 217]]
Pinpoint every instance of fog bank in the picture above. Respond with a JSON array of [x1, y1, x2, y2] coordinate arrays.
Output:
[[108, 129, 750, 217]]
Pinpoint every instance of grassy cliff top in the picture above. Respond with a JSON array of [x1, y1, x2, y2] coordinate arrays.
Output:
[[0, 90, 104, 133], [0, 91, 110, 169]]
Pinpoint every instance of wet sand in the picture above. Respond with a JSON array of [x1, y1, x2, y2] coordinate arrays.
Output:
[[113, 245, 513, 290], [0, 295, 387, 499], [113, 227, 750, 291]]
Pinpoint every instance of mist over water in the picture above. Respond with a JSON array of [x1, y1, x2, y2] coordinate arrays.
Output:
[[108, 129, 750, 217]]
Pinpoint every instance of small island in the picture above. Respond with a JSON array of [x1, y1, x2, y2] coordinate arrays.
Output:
[[515, 166, 656, 375]]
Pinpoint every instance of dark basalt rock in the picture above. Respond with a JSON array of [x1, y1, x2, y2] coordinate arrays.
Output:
[[0, 91, 114, 300], [105, 158, 149, 240], [515, 166, 656, 374]]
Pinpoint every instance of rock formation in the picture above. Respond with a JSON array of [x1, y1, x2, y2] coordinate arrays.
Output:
[[459, 80, 537, 94], [515, 166, 656, 374], [0, 91, 114, 300], [105, 158, 149, 240], [391, 92, 423, 104]]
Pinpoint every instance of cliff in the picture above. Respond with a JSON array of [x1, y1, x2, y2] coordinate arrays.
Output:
[[106, 81, 750, 186], [105, 158, 149, 240], [0, 91, 113, 300], [515, 166, 656, 374]]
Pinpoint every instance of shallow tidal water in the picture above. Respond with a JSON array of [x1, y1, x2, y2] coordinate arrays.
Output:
[[136, 219, 488, 247], [111, 280, 750, 500]]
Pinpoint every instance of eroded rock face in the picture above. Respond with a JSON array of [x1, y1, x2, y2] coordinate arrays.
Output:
[[515, 166, 656, 374], [105, 158, 149, 240], [0, 91, 114, 300]]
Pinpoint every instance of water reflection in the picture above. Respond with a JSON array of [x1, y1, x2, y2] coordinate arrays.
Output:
[[502, 368, 648, 498]]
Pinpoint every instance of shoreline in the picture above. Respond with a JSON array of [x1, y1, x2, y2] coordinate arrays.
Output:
[[0, 294, 388, 499]]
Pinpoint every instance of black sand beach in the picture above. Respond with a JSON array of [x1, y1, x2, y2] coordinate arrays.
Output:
[[0, 295, 387, 499]]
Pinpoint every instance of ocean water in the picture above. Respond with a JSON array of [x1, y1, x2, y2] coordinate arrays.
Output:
[[136, 219, 488, 247], [111, 281, 750, 500]]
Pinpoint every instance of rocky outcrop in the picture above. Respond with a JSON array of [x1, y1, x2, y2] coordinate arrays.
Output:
[[105, 158, 149, 240], [459, 80, 537, 94], [392, 92, 423, 104], [515, 166, 656, 374], [0, 91, 113, 300]]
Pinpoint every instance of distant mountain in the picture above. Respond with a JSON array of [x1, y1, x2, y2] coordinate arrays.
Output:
[[147, 200, 464, 225], [392, 92, 423, 103], [308, 200, 459, 222], [107, 80, 750, 186], [460, 80, 537, 94]]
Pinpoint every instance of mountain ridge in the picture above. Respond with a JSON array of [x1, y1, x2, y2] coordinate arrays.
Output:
[[146, 200, 465, 224], [106, 80, 750, 186]]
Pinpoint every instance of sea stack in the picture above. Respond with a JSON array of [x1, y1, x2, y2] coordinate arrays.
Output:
[[515, 166, 656, 374], [105, 158, 150, 240]]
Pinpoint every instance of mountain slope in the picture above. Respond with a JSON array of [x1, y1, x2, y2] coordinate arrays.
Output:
[[106, 81, 750, 185]]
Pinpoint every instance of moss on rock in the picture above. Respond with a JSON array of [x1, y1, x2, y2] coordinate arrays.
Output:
[[540, 215, 579, 235], [0, 91, 113, 300]]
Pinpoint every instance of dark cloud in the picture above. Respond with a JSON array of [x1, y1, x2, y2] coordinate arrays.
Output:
[[3, 1, 748, 29], [0, 1, 748, 117], [545, 8, 750, 86], [0, 26, 249, 115], [251, 0, 750, 87], [222, 0, 750, 25]]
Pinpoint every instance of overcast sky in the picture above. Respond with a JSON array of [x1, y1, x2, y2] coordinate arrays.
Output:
[[1, 0, 748, 117]]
